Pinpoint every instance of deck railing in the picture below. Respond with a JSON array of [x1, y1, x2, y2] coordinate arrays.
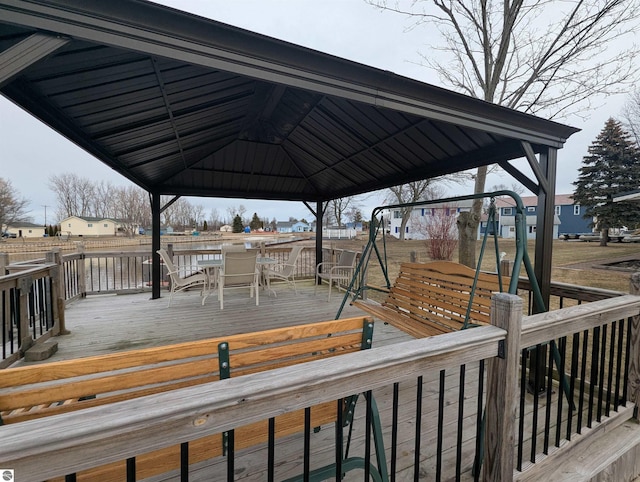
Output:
[[1, 292, 639, 480], [56, 244, 359, 298], [0, 256, 62, 367], [515, 286, 640, 479]]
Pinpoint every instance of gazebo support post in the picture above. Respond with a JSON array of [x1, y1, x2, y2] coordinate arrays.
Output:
[[151, 191, 161, 300]]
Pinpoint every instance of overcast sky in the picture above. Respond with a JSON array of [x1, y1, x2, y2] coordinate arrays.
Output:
[[0, 0, 631, 225]]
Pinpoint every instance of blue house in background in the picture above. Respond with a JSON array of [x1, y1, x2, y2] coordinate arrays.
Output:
[[276, 221, 310, 233], [496, 194, 592, 239]]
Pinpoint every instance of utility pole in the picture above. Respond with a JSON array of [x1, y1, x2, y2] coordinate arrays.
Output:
[[42, 205, 48, 226]]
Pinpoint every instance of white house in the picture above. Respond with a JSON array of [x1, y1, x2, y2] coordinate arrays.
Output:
[[276, 221, 310, 233], [387, 200, 473, 240], [59, 216, 125, 237], [3, 221, 46, 238]]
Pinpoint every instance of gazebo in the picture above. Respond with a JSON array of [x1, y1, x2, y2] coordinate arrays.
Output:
[[0, 0, 579, 307]]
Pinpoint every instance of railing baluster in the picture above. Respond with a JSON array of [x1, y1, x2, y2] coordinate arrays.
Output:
[[606, 321, 616, 416], [391, 382, 399, 482], [588, 326, 600, 428], [181, 442, 189, 482], [437, 370, 445, 482], [456, 365, 465, 479], [577, 329, 589, 433], [304, 407, 311, 482], [126, 457, 136, 482], [414, 376, 423, 482]]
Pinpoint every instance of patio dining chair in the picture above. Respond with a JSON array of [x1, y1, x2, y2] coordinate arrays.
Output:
[[218, 249, 260, 310], [264, 245, 304, 295], [156, 249, 208, 307], [315, 250, 357, 301]]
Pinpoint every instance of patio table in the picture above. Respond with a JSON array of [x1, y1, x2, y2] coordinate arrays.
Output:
[[198, 257, 277, 299]]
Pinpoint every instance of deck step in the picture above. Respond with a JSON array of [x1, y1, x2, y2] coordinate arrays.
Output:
[[520, 418, 640, 482], [24, 340, 58, 361]]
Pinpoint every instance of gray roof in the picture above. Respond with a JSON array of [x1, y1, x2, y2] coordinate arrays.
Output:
[[0, 1, 579, 203], [6, 221, 44, 228]]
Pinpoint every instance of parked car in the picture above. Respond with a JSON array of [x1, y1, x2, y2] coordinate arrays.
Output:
[[622, 229, 640, 243], [1, 231, 17, 238]]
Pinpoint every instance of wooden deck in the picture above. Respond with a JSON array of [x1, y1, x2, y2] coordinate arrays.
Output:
[[33, 280, 413, 362], [10, 281, 629, 481]]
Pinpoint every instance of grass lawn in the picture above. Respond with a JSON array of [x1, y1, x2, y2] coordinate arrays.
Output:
[[326, 237, 640, 294]]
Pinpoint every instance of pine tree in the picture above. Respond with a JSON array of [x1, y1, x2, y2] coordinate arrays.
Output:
[[573, 118, 640, 246], [232, 214, 244, 233], [249, 213, 262, 231]]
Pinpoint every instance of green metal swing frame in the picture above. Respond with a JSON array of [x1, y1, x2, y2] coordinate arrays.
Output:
[[336, 190, 546, 318], [334, 190, 571, 475]]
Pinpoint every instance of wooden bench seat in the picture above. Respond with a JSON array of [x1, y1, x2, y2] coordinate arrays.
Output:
[[353, 261, 507, 338], [0, 316, 388, 481]]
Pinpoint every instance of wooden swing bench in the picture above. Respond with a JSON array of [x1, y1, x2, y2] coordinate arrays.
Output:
[[352, 261, 507, 339], [0, 316, 388, 482]]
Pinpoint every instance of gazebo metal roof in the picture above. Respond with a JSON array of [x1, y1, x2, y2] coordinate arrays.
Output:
[[0, 0, 580, 304], [0, 0, 578, 203]]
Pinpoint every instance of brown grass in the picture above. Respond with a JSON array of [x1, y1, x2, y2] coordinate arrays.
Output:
[[327, 236, 639, 294]]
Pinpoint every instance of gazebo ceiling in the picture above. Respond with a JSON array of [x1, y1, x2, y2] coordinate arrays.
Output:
[[0, 0, 579, 202]]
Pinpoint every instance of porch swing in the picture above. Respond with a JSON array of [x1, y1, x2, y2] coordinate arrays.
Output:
[[336, 189, 570, 388], [335, 190, 546, 324], [335, 190, 572, 473]]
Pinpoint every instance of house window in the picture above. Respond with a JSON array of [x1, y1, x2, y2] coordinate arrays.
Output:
[[503, 207, 513, 215], [555, 206, 561, 215], [529, 226, 537, 234], [393, 211, 401, 219], [87, 223, 93, 228], [104, 224, 108, 228], [527, 207, 535, 212], [574, 205, 580, 215], [68, 223, 71, 227], [395, 226, 398, 233]]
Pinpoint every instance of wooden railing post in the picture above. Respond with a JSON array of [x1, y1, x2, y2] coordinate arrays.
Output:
[[77, 243, 86, 298], [628, 272, 640, 417], [18, 275, 33, 353], [0, 252, 8, 275], [46, 249, 68, 335], [483, 292, 522, 481]]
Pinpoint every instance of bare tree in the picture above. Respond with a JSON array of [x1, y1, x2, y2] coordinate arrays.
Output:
[[226, 204, 247, 225], [0, 178, 29, 231], [113, 185, 150, 236], [326, 196, 360, 228], [92, 180, 116, 219], [190, 204, 205, 230], [49, 173, 95, 220], [368, 0, 640, 265], [385, 180, 434, 240], [622, 87, 640, 146], [208, 208, 222, 231]]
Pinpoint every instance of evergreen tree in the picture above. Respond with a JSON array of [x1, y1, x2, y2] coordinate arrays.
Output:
[[231, 214, 244, 233], [202, 220, 208, 231], [573, 118, 640, 246], [249, 212, 263, 231]]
